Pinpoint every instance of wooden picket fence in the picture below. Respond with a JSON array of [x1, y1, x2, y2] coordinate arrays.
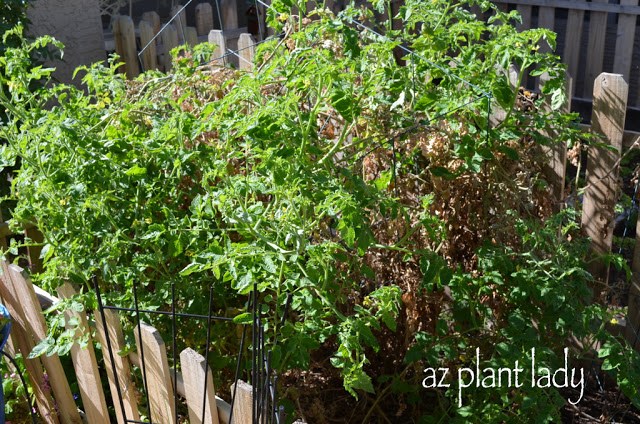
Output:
[[111, 2, 256, 78], [484, 0, 640, 109], [0, 260, 256, 424]]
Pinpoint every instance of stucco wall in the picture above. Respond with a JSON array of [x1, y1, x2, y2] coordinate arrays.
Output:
[[27, 0, 106, 86]]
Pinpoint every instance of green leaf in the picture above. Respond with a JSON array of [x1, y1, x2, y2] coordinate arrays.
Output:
[[125, 165, 147, 177], [233, 312, 252, 324], [28, 339, 51, 359], [429, 167, 457, 180], [261, 256, 277, 273], [350, 369, 375, 394], [179, 262, 202, 276], [497, 145, 519, 160]]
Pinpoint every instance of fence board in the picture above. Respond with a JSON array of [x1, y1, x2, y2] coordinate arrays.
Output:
[[196, 3, 214, 36], [537, 6, 555, 54], [139, 20, 158, 72], [141, 11, 161, 36], [515, 5, 532, 31], [1, 262, 82, 424], [208, 30, 227, 66], [563, 2, 585, 95], [541, 73, 571, 212], [222, 0, 239, 29], [614, 0, 637, 84], [584, 0, 608, 98], [24, 226, 44, 273], [135, 322, 176, 424], [186, 27, 199, 47], [629, 219, 640, 351], [58, 283, 110, 424], [162, 24, 179, 72], [180, 348, 220, 424], [238, 33, 256, 69], [171, 5, 188, 42], [0, 261, 58, 424], [492, 0, 640, 15], [95, 309, 140, 424], [581, 73, 628, 293], [114, 16, 140, 79], [230, 379, 253, 424]]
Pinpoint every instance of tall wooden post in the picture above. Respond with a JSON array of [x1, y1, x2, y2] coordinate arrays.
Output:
[[581, 73, 628, 295]]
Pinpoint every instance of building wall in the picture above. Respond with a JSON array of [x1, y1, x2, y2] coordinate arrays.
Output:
[[27, 0, 106, 86]]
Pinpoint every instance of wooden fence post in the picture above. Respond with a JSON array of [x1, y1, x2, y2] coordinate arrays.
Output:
[[230, 380, 253, 424], [196, 3, 214, 36], [58, 283, 110, 424], [180, 348, 220, 424], [162, 24, 179, 72], [208, 30, 227, 66], [139, 20, 158, 72], [238, 33, 255, 69], [1, 262, 82, 424], [113, 16, 140, 79], [95, 309, 140, 424], [0, 261, 58, 424], [581, 73, 628, 294], [135, 322, 176, 424]]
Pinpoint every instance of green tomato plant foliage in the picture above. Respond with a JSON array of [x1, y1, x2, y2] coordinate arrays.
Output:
[[0, 0, 639, 422]]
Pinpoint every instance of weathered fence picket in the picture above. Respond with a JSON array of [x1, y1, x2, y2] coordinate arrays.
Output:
[[110, 2, 256, 76], [113, 15, 140, 79], [181, 347, 220, 424], [58, 282, 110, 424], [135, 322, 177, 424], [208, 29, 227, 66], [238, 33, 256, 70], [94, 309, 141, 424], [161, 24, 179, 72], [196, 2, 215, 36], [0, 263, 58, 424], [492, 0, 640, 108], [1, 262, 83, 424], [139, 20, 159, 71]]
